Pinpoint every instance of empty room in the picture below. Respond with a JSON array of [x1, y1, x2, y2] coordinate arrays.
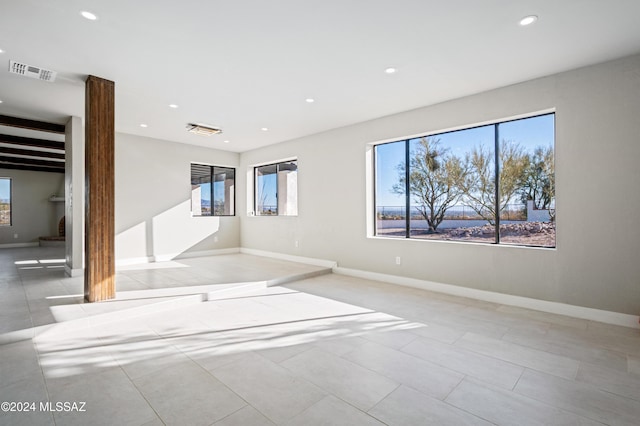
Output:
[[1, 1, 639, 425]]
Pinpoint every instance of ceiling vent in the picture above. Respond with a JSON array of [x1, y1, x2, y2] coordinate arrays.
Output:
[[9, 60, 57, 82], [186, 123, 222, 136]]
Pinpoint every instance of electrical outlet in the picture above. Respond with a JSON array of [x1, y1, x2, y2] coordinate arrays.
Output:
[[213, 236, 219, 243], [294, 240, 299, 248], [13, 233, 18, 239], [395, 256, 401, 265]]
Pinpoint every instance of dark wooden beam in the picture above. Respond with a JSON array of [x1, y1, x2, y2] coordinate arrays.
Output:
[[0, 133, 65, 150], [0, 146, 65, 160], [0, 155, 65, 168], [0, 114, 65, 134], [85, 75, 115, 302], [0, 163, 64, 174]]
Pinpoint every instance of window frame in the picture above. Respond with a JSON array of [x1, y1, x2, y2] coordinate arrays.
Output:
[[0, 177, 11, 227], [253, 159, 298, 216], [190, 163, 236, 217], [372, 112, 555, 248]]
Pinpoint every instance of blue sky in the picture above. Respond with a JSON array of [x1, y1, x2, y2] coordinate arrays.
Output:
[[0, 178, 10, 201], [257, 173, 277, 207], [376, 114, 555, 206]]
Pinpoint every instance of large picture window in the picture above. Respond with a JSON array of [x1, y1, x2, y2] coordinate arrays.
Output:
[[191, 164, 235, 216], [255, 160, 298, 216], [374, 113, 555, 248], [0, 178, 10, 226]]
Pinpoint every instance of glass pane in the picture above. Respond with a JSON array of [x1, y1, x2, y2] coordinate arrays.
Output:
[[408, 125, 495, 243], [375, 141, 406, 237], [256, 164, 278, 215], [213, 167, 235, 216], [277, 161, 298, 216], [0, 178, 10, 226], [498, 114, 555, 247], [190, 164, 211, 216]]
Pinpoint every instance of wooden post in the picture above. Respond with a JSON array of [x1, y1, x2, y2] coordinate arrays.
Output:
[[84, 75, 115, 302]]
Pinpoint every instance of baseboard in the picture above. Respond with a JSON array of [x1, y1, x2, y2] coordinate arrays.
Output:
[[240, 248, 337, 268], [334, 267, 640, 329], [0, 242, 39, 249], [115, 248, 241, 266], [173, 247, 240, 260], [116, 256, 155, 266], [64, 264, 83, 277]]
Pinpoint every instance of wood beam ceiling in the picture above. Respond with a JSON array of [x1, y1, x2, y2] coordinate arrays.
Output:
[[0, 162, 64, 174], [0, 133, 65, 150], [0, 146, 65, 160], [0, 114, 65, 134], [0, 116, 66, 173]]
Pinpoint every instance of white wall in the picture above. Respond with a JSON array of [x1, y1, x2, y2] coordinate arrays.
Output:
[[115, 133, 240, 262], [239, 53, 640, 316], [65, 116, 84, 274], [0, 169, 64, 244]]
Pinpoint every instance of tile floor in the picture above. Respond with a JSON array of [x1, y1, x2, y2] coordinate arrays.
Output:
[[1, 247, 639, 425]]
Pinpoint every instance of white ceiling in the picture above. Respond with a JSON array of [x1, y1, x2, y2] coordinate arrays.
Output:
[[1, 0, 640, 152]]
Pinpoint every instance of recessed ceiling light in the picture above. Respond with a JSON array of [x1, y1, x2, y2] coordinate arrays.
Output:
[[385, 67, 397, 74], [169, 104, 178, 109], [519, 15, 538, 26], [140, 124, 148, 128], [0, 49, 4, 54], [224, 140, 230, 143], [261, 127, 269, 131], [0, 100, 3, 104], [80, 11, 98, 21], [305, 98, 315, 103]]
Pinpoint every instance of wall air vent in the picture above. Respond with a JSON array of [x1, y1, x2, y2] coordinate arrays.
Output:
[[9, 60, 57, 82], [186, 123, 222, 136]]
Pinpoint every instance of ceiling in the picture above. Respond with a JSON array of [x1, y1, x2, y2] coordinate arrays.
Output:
[[1, 1, 640, 153]]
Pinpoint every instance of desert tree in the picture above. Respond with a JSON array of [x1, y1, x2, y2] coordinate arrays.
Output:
[[459, 140, 528, 225], [519, 145, 555, 210], [393, 137, 468, 233]]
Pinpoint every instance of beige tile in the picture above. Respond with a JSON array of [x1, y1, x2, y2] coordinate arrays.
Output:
[[111, 340, 191, 380], [360, 329, 418, 349], [586, 321, 640, 338], [576, 361, 640, 401], [515, 368, 640, 425], [458, 305, 551, 334], [548, 325, 640, 357], [257, 343, 313, 363], [215, 406, 275, 426], [446, 377, 602, 426], [430, 312, 510, 339], [212, 353, 327, 424], [0, 371, 55, 426], [48, 368, 157, 426], [133, 360, 246, 426], [629, 355, 640, 376], [343, 341, 464, 400], [371, 384, 492, 426], [407, 322, 466, 344], [281, 348, 399, 411], [311, 335, 369, 356], [502, 328, 629, 372], [496, 305, 589, 330], [455, 332, 579, 379], [402, 337, 524, 390], [0, 340, 41, 387], [285, 395, 384, 426]]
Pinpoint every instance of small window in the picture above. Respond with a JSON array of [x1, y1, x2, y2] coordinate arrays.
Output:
[[255, 160, 298, 216], [191, 164, 235, 216], [0, 178, 11, 226]]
